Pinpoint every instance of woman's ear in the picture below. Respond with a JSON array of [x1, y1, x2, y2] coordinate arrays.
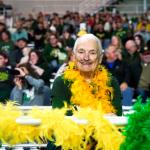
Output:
[[71, 53, 75, 61], [99, 53, 103, 64], [4, 58, 8, 64]]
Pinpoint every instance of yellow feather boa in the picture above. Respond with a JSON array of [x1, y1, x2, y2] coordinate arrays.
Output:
[[0, 102, 123, 150], [64, 62, 115, 114]]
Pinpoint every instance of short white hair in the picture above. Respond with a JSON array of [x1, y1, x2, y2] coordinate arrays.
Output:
[[73, 34, 102, 55]]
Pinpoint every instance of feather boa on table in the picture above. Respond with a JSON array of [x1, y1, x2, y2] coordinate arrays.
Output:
[[0, 102, 123, 150]]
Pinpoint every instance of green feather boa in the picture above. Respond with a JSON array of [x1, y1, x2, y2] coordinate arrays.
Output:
[[120, 97, 150, 150]]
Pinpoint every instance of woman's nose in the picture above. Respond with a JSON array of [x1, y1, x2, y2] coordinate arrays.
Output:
[[83, 53, 89, 60]]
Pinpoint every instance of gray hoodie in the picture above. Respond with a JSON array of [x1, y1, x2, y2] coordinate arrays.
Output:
[[10, 75, 45, 106]]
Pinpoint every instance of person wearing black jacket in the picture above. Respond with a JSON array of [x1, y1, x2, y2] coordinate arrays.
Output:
[[9, 38, 28, 67], [0, 52, 14, 103], [124, 40, 142, 89], [102, 45, 133, 106], [28, 50, 51, 86], [28, 50, 52, 105]]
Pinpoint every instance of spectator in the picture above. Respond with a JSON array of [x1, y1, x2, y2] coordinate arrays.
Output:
[[137, 40, 150, 102], [0, 22, 6, 32], [94, 22, 106, 49], [54, 50, 74, 79], [111, 35, 123, 50], [134, 34, 145, 53], [28, 50, 52, 105], [0, 30, 14, 55], [33, 22, 47, 50], [0, 52, 14, 103], [110, 35, 123, 60], [102, 45, 133, 106], [60, 28, 75, 51], [10, 63, 46, 106], [124, 39, 141, 90], [113, 19, 128, 45], [12, 19, 28, 43], [136, 17, 150, 33], [9, 38, 29, 67], [44, 33, 67, 72], [28, 50, 51, 85], [135, 22, 150, 43], [47, 33, 121, 150], [52, 34, 122, 115]]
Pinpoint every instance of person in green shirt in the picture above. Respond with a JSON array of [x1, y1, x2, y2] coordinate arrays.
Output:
[[113, 20, 128, 44], [0, 30, 14, 55], [0, 52, 14, 103], [48, 33, 122, 150], [52, 33, 122, 116], [44, 33, 67, 73]]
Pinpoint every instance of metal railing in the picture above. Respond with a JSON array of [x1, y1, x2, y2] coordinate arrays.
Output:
[[0, 105, 132, 149], [1, 144, 47, 150]]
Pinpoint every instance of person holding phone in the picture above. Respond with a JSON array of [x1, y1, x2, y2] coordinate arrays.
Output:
[[10, 63, 45, 106]]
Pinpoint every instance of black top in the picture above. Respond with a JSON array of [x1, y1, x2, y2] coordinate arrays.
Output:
[[102, 59, 130, 85]]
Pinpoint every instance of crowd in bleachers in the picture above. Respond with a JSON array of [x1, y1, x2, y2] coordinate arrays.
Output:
[[0, 10, 150, 106]]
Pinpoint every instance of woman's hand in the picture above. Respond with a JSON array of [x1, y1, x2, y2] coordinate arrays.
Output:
[[14, 77, 23, 89], [31, 65, 44, 76], [15, 67, 29, 77]]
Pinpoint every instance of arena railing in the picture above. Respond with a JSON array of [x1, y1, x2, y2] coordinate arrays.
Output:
[[0, 105, 132, 149]]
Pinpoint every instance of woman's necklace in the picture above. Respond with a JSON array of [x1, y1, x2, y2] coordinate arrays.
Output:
[[63, 62, 116, 114]]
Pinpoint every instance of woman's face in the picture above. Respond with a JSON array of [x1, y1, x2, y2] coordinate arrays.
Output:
[[1, 32, 9, 41], [0, 55, 7, 67], [49, 35, 57, 47], [29, 52, 39, 65], [111, 36, 119, 46], [105, 46, 117, 61], [112, 22, 117, 30], [63, 31, 70, 39], [74, 39, 100, 73], [134, 36, 141, 46]]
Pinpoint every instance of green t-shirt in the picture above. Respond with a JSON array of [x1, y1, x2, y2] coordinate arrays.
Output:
[[44, 44, 67, 64], [0, 68, 13, 103], [0, 41, 14, 54], [113, 28, 127, 42]]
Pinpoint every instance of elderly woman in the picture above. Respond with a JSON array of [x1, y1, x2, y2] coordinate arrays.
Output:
[[52, 34, 122, 116], [48, 34, 122, 150]]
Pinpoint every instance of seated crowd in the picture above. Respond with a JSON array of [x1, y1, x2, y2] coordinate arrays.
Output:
[[0, 11, 150, 110]]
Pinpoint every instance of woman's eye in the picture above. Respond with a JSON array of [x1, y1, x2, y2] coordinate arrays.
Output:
[[90, 52, 96, 55], [78, 51, 84, 54]]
